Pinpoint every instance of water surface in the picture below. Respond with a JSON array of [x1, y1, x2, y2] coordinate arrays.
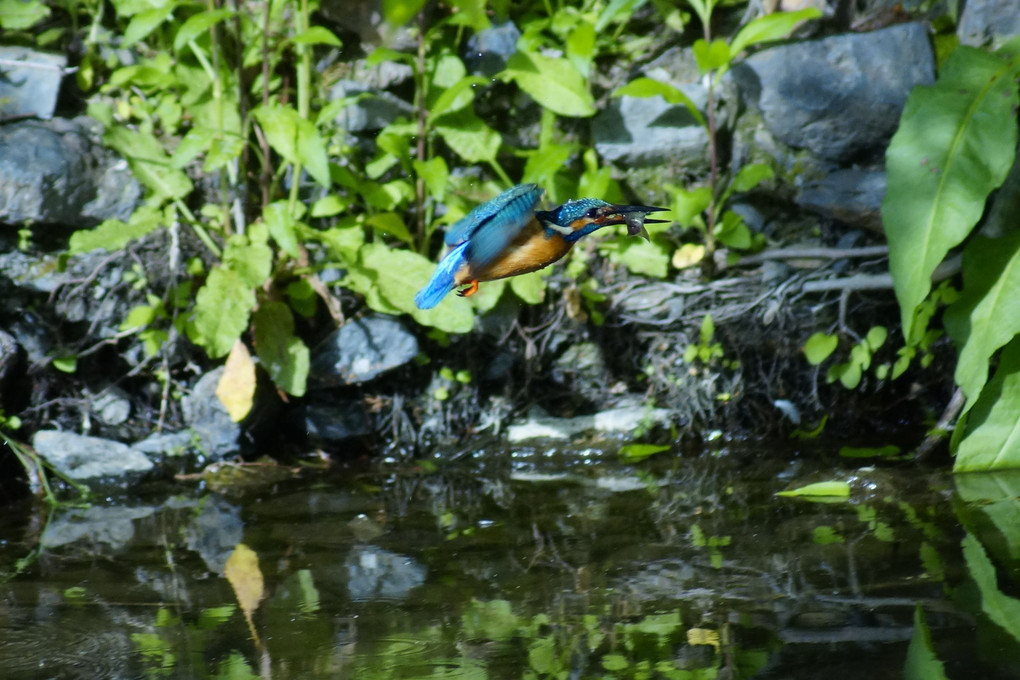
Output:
[[1, 447, 1018, 679]]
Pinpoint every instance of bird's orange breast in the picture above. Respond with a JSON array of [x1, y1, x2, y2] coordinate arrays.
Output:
[[455, 219, 573, 285]]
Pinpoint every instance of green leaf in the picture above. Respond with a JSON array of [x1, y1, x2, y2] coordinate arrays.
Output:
[[962, 532, 1020, 644], [173, 9, 234, 51], [668, 185, 712, 227], [170, 126, 215, 169], [883, 46, 1020, 340], [262, 201, 301, 258], [776, 481, 851, 498], [356, 243, 475, 333], [413, 157, 449, 201], [502, 51, 596, 118], [714, 210, 752, 249], [954, 336, 1020, 471], [804, 332, 838, 365], [447, 0, 488, 30], [693, 38, 730, 75], [289, 26, 342, 46], [68, 207, 161, 254], [510, 271, 546, 304], [223, 233, 272, 288], [602, 654, 629, 672], [0, 0, 50, 29], [434, 110, 501, 163], [429, 76, 487, 119], [728, 162, 774, 194], [52, 356, 77, 373], [619, 443, 670, 461], [252, 104, 331, 187], [123, 4, 175, 47], [613, 77, 705, 127], [729, 9, 822, 58], [382, 0, 425, 25], [120, 304, 158, 332], [944, 233, 1020, 412], [604, 238, 670, 278], [188, 267, 255, 358], [365, 212, 414, 246], [839, 445, 902, 458], [254, 302, 308, 397], [104, 127, 193, 200], [865, 325, 888, 350], [813, 526, 844, 545], [905, 605, 949, 680]]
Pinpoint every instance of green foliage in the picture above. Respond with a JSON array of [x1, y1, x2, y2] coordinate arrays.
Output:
[[776, 481, 851, 499], [616, 8, 817, 271], [905, 605, 950, 680], [883, 37, 1020, 470]]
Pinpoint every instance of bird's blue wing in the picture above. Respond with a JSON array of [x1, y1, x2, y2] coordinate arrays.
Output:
[[444, 184, 543, 250]]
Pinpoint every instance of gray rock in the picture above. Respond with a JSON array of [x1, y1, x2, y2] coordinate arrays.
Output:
[[330, 79, 414, 133], [594, 90, 709, 167], [0, 118, 141, 227], [181, 367, 242, 460], [131, 430, 194, 458], [345, 546, 426, 601], [184, 495, 243, 574], [32, 430, 154, 485], [0, 47, 66, 119], [551, 342, 613, 403], [731, 23, 934, 163], [507, 403, 672, 442], [41, 505, 155, 549], [797, 168, 886, 231], [310, 315, 419, 387], [465, 20, 520, 76], [92, 386, 132, 426], [958, 0, 1020, 47], [301, 400, 372, 441], [0, 329, 25, 412]]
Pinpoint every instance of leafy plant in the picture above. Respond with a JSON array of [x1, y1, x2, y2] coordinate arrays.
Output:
[[615, 5, 821, 273], [883, 36, 1020, 470]]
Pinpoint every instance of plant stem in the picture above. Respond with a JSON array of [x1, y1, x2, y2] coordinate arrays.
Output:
[[702, 18, 718, 278], [414, 11, 428, 250]]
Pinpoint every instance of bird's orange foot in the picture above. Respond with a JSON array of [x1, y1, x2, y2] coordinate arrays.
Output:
[[457, 281, 480, 297]]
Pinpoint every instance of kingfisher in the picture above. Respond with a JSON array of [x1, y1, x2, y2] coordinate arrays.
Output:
[[415, 184, 668, 309]]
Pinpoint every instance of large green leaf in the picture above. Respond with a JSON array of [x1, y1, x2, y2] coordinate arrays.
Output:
[[188, 267, 255, 358], [357, 243, 475, 333], [434, 110, 501, 163], [613, 77, 705, 127], [105, 127, 194, 200], [944, 233, 1020, 412], [252, 104, 331, 187], [883, 47, 1020, 339], [0, 0, 49, 29], [254, 302, 309, 397], [68, 206, 161, 254], [502, 51, 595, 118], [954, 336, 1020, 471], [729, 9, 822, 59], [962, 532, 1020, 644], [955, 470, 1020, 559], [904, 605, 949, 680]]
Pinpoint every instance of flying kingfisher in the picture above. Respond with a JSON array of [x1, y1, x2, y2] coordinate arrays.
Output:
[[414, 184, 668, 309]]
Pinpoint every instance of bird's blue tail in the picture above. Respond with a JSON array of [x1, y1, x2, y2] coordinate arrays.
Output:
[[415, 242, 470, 309]]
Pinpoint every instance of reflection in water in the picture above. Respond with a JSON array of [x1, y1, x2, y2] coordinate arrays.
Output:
[[0, 450, 1018, 678]]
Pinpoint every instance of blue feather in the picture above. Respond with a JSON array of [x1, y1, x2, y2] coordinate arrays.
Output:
[[415, 241, 470, 310], [444, 183, 546, 265]]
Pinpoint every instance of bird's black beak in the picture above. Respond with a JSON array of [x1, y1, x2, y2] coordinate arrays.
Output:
[[608, 204, 670, 241]]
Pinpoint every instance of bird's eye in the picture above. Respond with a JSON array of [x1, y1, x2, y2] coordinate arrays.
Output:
[[585, 208, 599, 219]]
